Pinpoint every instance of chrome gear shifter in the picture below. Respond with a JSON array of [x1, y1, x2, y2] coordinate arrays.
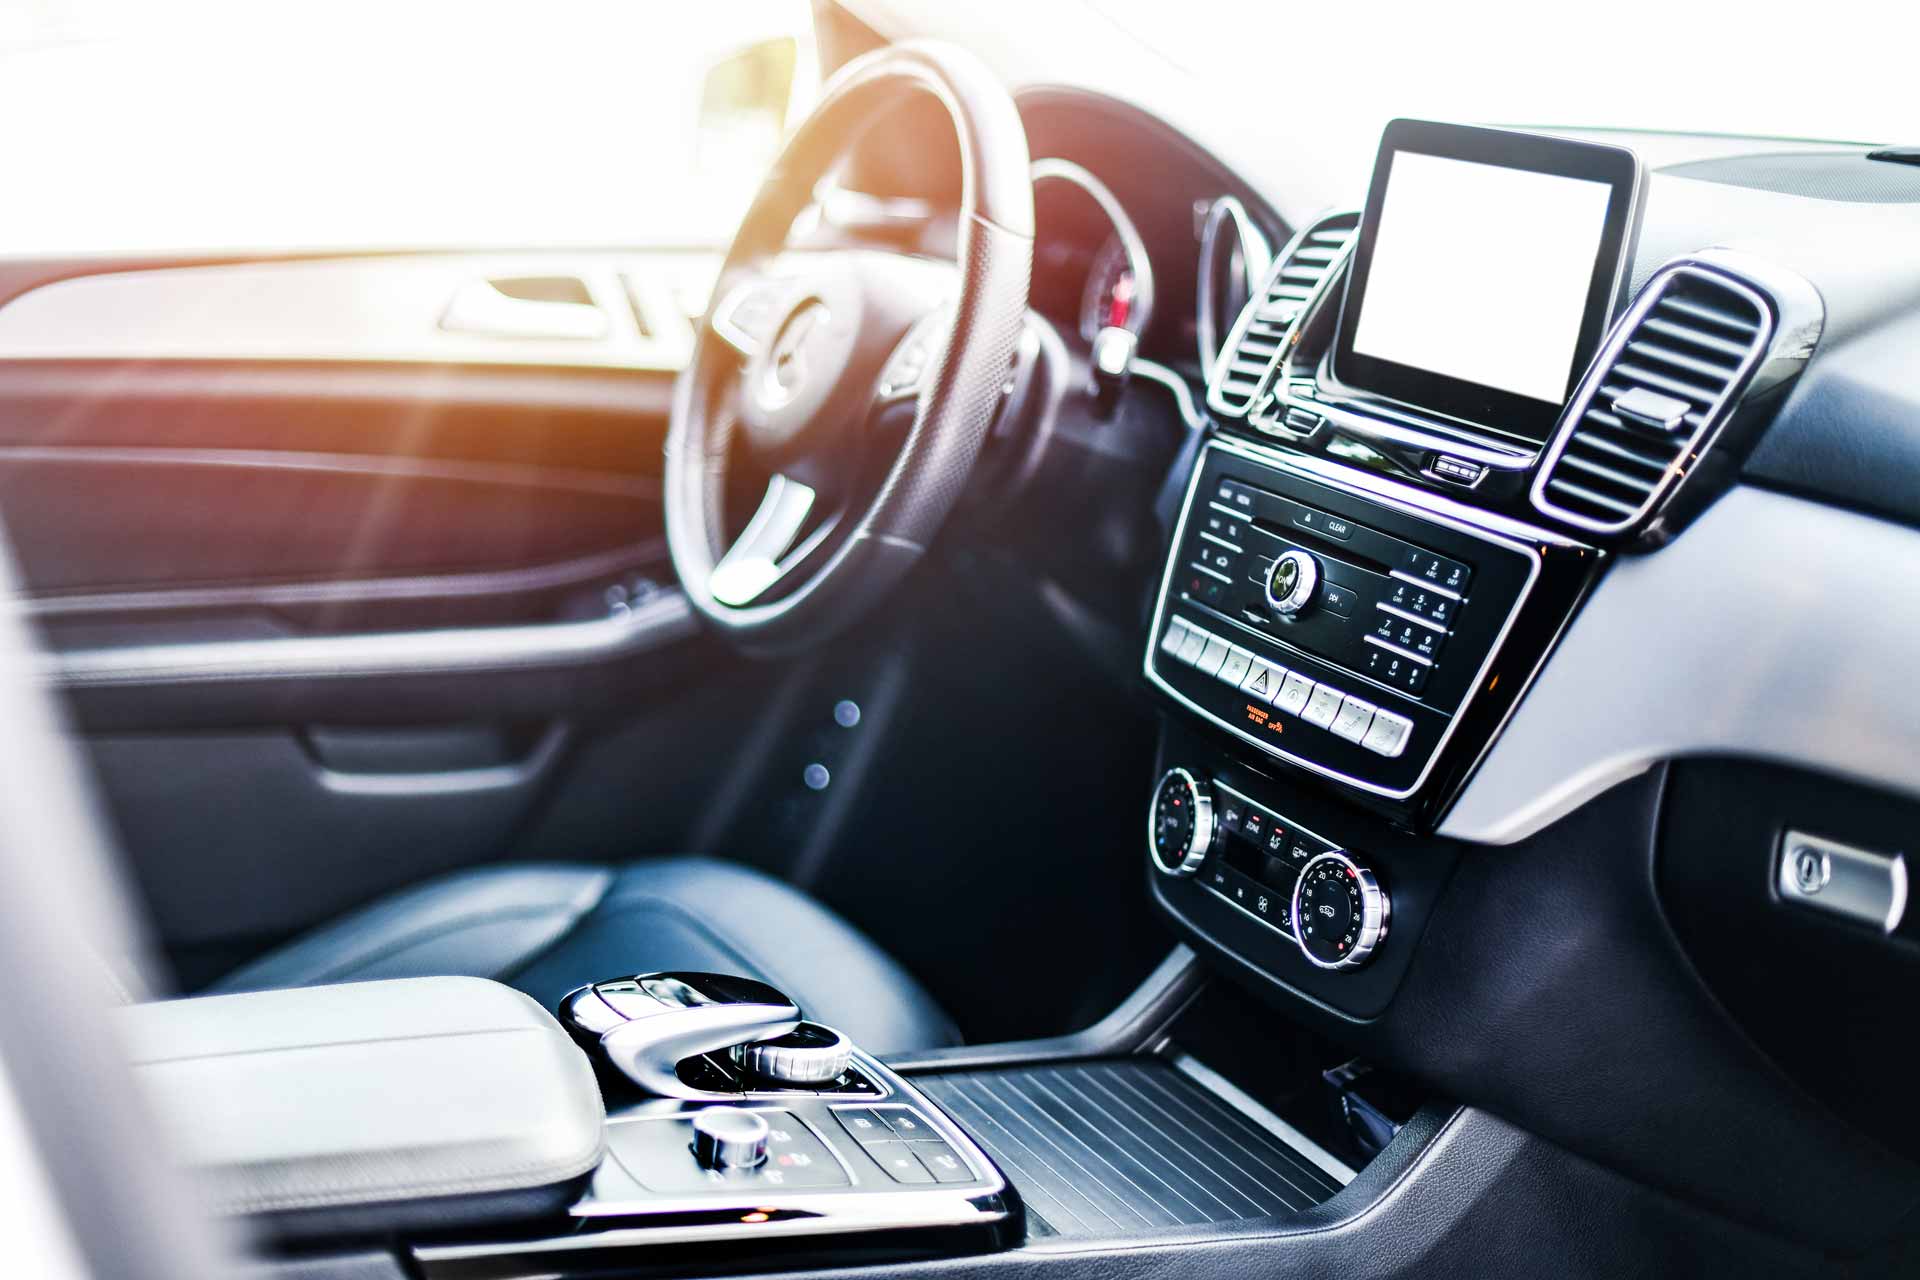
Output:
[[559, 972, 803, 1098]]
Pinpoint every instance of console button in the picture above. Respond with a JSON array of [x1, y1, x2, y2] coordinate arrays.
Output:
[[1274, 671, 1315, 716], [867, 1142, 935, 1185], [912, 1140, 975, 1184], [833, 1107, 893, 1146], [1370, 613, 1444, 661], [1303, 684, 1343, 728], [1291, 506, 1353, 541], [1203, 510, 1246, 542], [1176, 627, 1210, 665], [1331, 695, 1377, 743], [1386, 579, 1456, 627], [1216, 646, 1256, 687], [1320, 582, 1358, 617], [871, 1107, 936, 1141], [1160, 619, 1191, 659], [1239, 658, 1287, 703], [1195, 636, 1231, 675], [1363, 643, 1429, 694], [1400, 548, 1471, 595], [1361, 709, 1414, 758]]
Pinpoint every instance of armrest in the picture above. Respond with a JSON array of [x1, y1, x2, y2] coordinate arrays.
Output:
[[118, 976, 605, 1242]]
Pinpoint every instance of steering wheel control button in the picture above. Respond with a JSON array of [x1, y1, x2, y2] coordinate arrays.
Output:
[[1331, 695, 1378, 744], [1293, 851, 1390, 971], [691, 1107, 771, 1170], [1302, 683, 1343, 728], [1777, 830, 1909, 932], [1360, 709, 1414, 758], [1265, 548, 1321, 615], [1150, 769, 1214, 877]]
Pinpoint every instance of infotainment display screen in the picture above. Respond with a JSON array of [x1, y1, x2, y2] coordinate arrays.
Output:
[[1330, 119, 1644, 444]]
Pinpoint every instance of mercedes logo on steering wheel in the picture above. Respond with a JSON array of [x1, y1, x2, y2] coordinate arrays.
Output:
[[757, 300, 830, 411]]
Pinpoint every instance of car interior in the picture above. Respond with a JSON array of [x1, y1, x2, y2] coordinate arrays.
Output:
[[3, 2, 1920, 1277]]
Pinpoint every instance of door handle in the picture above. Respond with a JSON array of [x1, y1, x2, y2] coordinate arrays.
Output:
[[440, 277, 611, 341]]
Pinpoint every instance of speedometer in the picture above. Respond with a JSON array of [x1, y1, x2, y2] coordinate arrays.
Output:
[[1080, 233, 1139, 342]]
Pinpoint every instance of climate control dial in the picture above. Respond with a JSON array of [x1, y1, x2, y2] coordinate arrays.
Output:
[[1291, 851, 1389, 969], [1148, 768, 1214, 876]]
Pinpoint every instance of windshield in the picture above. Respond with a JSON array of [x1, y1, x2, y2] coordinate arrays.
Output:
[[0, 0, 818, 257], [1094, 0, 1913, 146]]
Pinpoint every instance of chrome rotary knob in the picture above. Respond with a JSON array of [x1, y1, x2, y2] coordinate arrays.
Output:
[[731, 1022, 853, 1086], [1265, 549, 1320, 615], [1291, 851, 1390, 971], [1149, 768, 1214, 877], [691, 1107, 770, 1169]]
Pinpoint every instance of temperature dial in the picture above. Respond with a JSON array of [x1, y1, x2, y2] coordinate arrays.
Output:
[[1291, 851, 1389, 970], [1148, 768, 1214, 876]]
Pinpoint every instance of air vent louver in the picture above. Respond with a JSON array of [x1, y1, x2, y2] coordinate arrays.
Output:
[[1206, 213, 1358, 417], [1531, 267, 1770, 533]]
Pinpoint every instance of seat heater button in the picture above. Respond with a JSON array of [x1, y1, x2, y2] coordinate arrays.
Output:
[[868, 1142, 936, 1184], [1216, 646, 1256, 687], [1160, 619, 1191, 659], [1176, 627, 1210, 665], [1303, 684, 1343, 728], [1274, 671, 1315, 716], [910, 1139, 974, 1184], [1195, 636, 1231, 676], [1239, 658, 1287, 703], [1331, 695, 1377, 744], [1361, 709, 1414, 758]]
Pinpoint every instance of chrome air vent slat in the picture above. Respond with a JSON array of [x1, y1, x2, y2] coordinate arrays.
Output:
[[1530, 261, 1777, 533], [1205, 211, 1359, 419]]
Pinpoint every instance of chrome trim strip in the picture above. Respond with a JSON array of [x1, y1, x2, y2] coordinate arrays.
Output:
[[1144, 437, 1559, 802], [1031, 157, 1157, 340], [1528, 249, 1812, 537], [1361, 634, 1433, 668], [41, 589, 695, 688], [416, 1050, 1008, 1262], [1374, 601, 1447, 634], [1387, 568, 1463, 600], [1198, 530, 1243, 554], [1168, 1052, 1357, 1186], [1195, 195, 1274, 377], [1188, 561, 1233, 585]]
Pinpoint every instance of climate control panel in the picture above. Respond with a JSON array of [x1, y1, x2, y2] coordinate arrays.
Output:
[[1149, 768, 1389, 972]]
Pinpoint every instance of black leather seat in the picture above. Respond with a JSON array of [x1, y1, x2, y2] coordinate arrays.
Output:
[[209, 857, 960, 1056]]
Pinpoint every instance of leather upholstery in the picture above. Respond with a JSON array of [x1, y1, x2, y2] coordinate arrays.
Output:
[[210, 857, 961, 1056]]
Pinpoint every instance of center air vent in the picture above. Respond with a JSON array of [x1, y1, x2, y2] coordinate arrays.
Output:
[[1531, 265, 1772, 533], [1206, 212, 1358, 418]]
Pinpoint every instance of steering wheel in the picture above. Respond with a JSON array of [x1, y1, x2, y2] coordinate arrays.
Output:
[[664, 41, 1034, 655]]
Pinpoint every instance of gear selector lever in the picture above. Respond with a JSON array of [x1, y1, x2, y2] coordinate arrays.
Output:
[[559, 972, 804, 1098]]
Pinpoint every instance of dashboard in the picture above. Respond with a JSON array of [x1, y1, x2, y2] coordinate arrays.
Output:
[[978, 85, 1920, 1248]]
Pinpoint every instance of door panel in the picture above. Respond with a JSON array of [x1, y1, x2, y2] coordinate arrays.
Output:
[[0, 250, 744, 984]]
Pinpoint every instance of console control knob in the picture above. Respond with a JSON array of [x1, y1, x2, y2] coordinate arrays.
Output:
[[1292, 851, 1389, 970], [691, 1107, 770, 1169], [1265, 549, 1320, 615], [731, 1022, 853, 1086], [1149, 768, 1214, 876]]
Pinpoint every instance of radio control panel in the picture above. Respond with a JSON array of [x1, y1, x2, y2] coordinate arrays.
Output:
[[1146, 439, 1564, 812]]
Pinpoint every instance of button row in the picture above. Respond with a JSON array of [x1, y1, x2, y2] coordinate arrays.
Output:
[[1160, 618, 1413, 759], [833, 1106, 974, 1185]]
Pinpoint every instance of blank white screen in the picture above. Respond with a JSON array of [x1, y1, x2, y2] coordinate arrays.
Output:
[[1350, 151, 1615, 405]]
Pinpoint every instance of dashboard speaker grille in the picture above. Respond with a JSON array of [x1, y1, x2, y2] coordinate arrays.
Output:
[[1531, 266, 1771, 533], [1207, 212, 1359, 418]]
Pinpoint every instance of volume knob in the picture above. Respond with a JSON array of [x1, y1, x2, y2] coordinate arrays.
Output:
[[1149, 768, 1214, 877], [691, 1107, 770, 1169], [1265, 549, 1320, 615]]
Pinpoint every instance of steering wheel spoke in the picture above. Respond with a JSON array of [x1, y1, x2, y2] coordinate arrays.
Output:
[[708, 474, 823, 607], [709, 270, 790, 357]]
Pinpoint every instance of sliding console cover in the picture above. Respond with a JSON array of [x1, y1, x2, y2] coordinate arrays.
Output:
[[119, 977, 606, 1240]]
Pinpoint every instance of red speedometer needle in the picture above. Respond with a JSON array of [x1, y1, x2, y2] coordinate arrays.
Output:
[[1107, 272, 1135, 328]]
